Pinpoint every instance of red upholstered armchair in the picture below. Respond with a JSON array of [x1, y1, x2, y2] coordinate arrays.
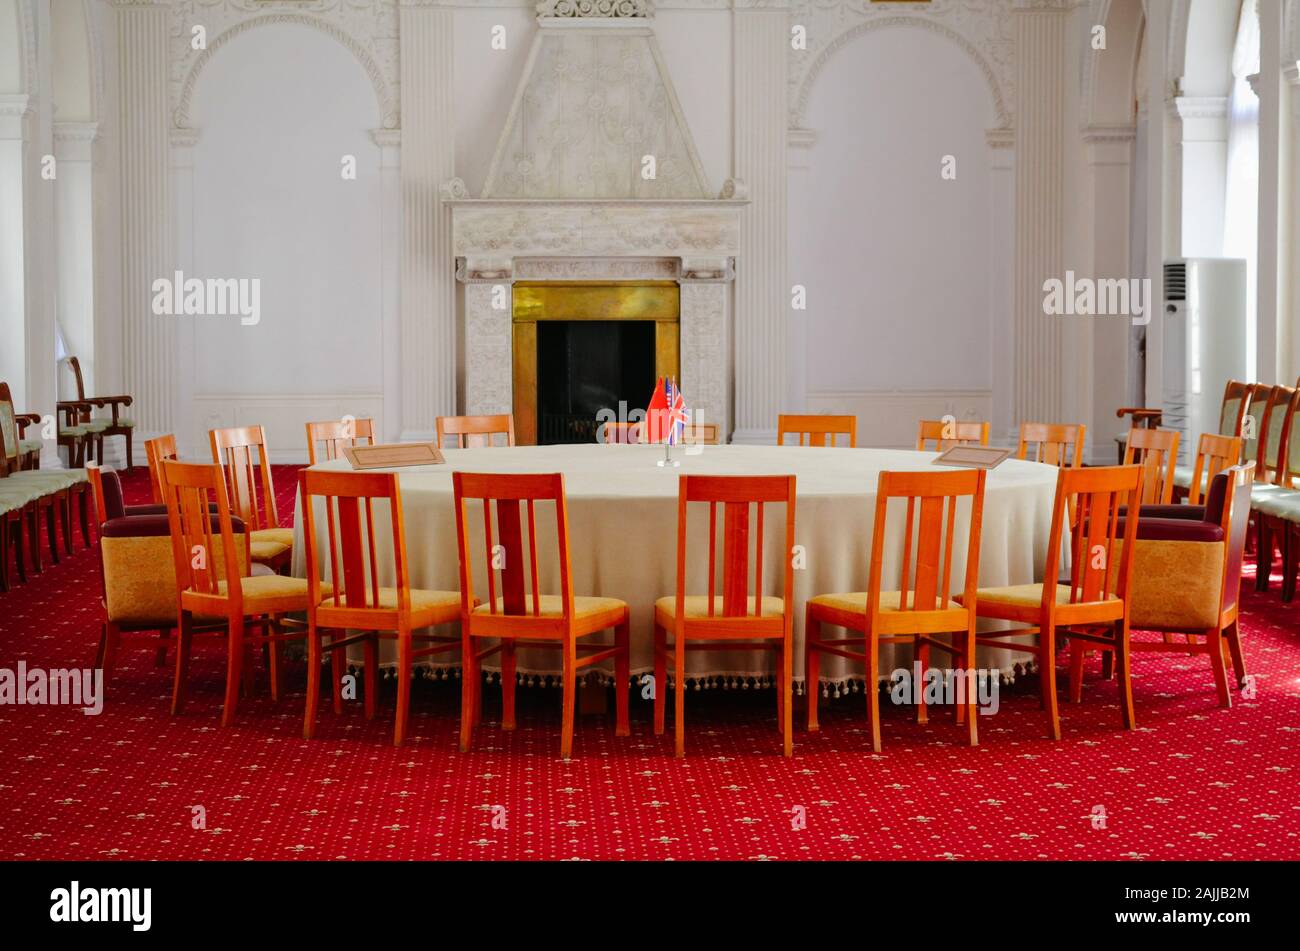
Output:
[[1076, 464, 1255, 708]]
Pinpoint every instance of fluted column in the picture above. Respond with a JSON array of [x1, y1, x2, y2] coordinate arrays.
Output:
[[1287, 63, 1300, 382], [399, 1, 456, 440], [54, 122, 100, 400], [115, 0, 174, 449], [1254, 0, 1284, 384], [1012, 0, 1066, 425], [0, 96, 30, 410], [730, 0, 787, 445]]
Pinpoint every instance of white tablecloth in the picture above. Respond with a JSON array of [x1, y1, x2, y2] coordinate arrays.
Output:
[[291, 444, 1060, 691]]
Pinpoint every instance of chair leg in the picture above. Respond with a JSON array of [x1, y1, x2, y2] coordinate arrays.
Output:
[[304, 617, 322, 739], [0, 519, 9, 592], [655, 623, 665, 737], [222, 615, 245, 727], [78, 487, 91, 549], [1255, 518, 1272, 591], [267, 616, 282, 702], [1067, 640, 1086, 703], [781, 619, 793, 758], [394, 626, 411, 747], [805, 606, 821, 732], [100, 621, 121, 687], [1206, 627, 1231, 708], [1114, 618, 1135, 730], [964, 624, 978, 747], [362, 634, 378, 720], [43, 501, 59, 565], [1041, 622, 1061, 741], [501, 639, 517, 731], [1223, 619, 1247, 687], [331, 634, 347, 715], [124, 430, 134, 473], [614, 618, 630, 738], [13, 512, 26, 583], [914, 636, 929, 725], [866, 626, 881, 753], [1100, 650, 1114, 679], [60, 492, 72, 555], [172, 613, 194, 715], [1281, 527, 1298, 603], [154, 629, 169, 668], [459, 632, 477, 753], [26, 506, 41, 574], [673, 628, 686, 759], [561, 637, 577, 761]]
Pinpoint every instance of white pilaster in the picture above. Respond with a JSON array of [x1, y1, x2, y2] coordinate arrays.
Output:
[[462, 271, 513, 417], [1255, 0, 1284, 384], [1143, 0, 1169, 410], [373, 128, 403, 444], [986, 128, 1016, 446], [0, 95, 29, 409], [115, 0, 174, 448], [26, 0, 58, 465], [398, 1, 456, 440], [1012, 0, 1066, 424], [730, 0, 787, 445], [1172, 97, 1229, 257], [170, 127, 198, 458], [54, 122, 99, 402], [1287, 63, 1300, 383], [679, 278, 729, 440]]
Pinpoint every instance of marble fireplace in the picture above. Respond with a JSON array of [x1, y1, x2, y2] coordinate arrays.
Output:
[[445, 2, 747, 444]]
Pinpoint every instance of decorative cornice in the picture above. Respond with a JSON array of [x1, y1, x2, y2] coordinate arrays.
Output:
[[985, 126, 1016, 149], [1080, 123, 1135, 145], [53, 121, 100, 143], [0, 94, 33, 119], [440, 177, 470, 200], [535, 0, 651, 16], [1172, 95, 1228, 120], [370, 128, 402, 148]]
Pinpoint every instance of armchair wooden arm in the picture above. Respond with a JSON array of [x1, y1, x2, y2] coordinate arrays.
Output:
[[1115, 407, 1163, 425]]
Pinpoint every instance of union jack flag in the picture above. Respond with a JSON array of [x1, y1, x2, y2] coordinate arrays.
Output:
[[664, 377, 688, 445], [645, 376, 689, 444]]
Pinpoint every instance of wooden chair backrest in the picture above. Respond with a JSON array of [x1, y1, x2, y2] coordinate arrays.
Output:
[[1259, 385, 1299, 486], [145, 434, 178, 504], [866, 468, 986, 616], [1279, 388, 1300, 490], [1016, 422, 1085, 468], [777, 414, 856, 448], [1241, 383, 1271, 467], [305, 418, 376, 465], [1049, 464, 1143, 607], [0, 382, 19, 474], [1218, 380, 1252, 437], [452, 471, 571, 633], [209, 425, 279, 531], [437, 414, 516, 449], [159, 459, 244, 610], [672, 475, 796, 621], [1189, 432, 1243, 505], [1122, 426, 1179, 504], [300, 468, 409, 615], [916, 419, 990, 452], [599, 421, 644, 445], [86, 464, 107, 524], [1219, 462, 1255, 619], [68, 356, 87, 401]]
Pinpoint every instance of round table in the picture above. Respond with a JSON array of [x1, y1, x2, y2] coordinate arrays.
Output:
[[291, 444, 1060, 692]]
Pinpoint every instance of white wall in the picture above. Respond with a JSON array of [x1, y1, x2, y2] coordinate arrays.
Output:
[[791, 27, 999, 445], [186, 24, 385, 456]]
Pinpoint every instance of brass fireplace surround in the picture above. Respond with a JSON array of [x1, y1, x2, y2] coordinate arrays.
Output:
[[511, 281, 680, 445]]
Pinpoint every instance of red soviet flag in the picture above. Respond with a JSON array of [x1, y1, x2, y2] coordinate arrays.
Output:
[[644, 377, 668, 443]]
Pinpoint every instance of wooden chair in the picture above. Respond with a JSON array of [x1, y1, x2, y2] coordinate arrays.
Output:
[[1252, 386, 1300, 595], [1217, 380, 1253, 438], [1102, 463, 1255, 708], [806, 469, 987, 751], [159, 459, 316, 725], [0, 384, 85, 567], [209, 425, 293, 572], [1185, 433, 1243, 506], [599, 420, 644, 445], [144, 434, 178, 504], [305, 417, 376, 465], [300, 469, 462, 745], [452, 471, 629, 759], [1122, 426, 1179, 504], [959, 465, 1144, 739], [1016, 422, 1085, 468], [777, 414, 856, 448], [436, 414, 516, 449], [1253, 384, 1295, 486], [916, 419, 990, 452], [654, 475, 797, 758], [65, 356, 135, 471]]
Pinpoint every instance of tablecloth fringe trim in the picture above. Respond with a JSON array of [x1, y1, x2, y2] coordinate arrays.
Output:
[[342, 660, 1041, 694]]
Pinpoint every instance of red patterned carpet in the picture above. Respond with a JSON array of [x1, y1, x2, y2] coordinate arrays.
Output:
[[2, 465, 1298, 862]]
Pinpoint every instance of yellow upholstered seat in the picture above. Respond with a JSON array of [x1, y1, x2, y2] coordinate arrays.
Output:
[[189, 575, 330, 617], [808, 590, 964, 614], [654, 594, 786, 621], [972, 582, 1119, 608], [252, 527, 294, 548], [322, 586, 461, 613], [475, 594, 627, 627]]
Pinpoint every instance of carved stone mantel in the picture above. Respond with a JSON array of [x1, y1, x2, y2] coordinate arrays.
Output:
[[448, 189, 747, 442]]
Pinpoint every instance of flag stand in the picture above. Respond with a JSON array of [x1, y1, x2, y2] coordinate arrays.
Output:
[[656, 441, 679, 468]]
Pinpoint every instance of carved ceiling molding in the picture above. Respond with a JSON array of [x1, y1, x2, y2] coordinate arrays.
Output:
[[169, 1, 400, 132], [788, 1, 1015, 132], [536, 0, 653, 17]]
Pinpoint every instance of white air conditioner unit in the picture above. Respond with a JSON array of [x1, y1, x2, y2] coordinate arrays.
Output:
[[1161, 258, 1247, 466]]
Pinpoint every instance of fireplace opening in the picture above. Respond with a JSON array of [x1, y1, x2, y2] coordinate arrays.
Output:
[[536, 320, 656, 444]]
